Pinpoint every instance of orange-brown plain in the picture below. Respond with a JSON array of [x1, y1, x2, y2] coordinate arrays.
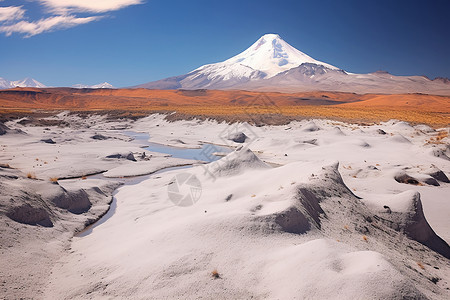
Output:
[[0, 88, 448, 127]]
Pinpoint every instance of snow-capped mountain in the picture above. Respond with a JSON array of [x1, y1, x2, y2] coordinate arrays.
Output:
[[190, 33, 339, 81], [0, 77, 14, 89], [134, 34, 450, 95], [135, 33, 341, 90], [72, 82, 115, 89], [0, 77, 47, 89], [12, 77, 47, 88], [212, 33, 338, 78]]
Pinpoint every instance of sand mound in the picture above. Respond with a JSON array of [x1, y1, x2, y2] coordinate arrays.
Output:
[[301, 121, 320, 132], [391, 121, 414, 131], [274, 207, 311, 234], [426, 167, 450, 183], [330, 126, 345, 135], [52, 188, 92, 214], [7, 204, 53, 227], [266, 162, 449, 258], [390, 134, 412, 143], [415, 124, 436, 133], [0, 122, 9, 135], [209, 146, 269, 177], [264, 239, 424, 299], [430, 148, 450, 161], [363, 191, 450, 259], [394, 172, 439, 186]]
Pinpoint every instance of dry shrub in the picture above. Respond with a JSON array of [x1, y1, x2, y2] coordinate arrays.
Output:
[[417, 262, 425, 270], [27, 172, 36, 179], [425, 130, 448, 145], [50, 177, 58, 183], [211, 269, 220, 279], [81, 176, 87, 180], [362, 235, 368, 242]]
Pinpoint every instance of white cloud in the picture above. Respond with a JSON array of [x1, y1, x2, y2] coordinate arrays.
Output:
[[0, 14, 100, 37], [38, 0, 144, 13], [0, 0, 144, 37], [0, 6, 25, 22]]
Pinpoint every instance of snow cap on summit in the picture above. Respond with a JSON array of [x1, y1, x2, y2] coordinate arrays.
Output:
[[223, 33, 339, 78]]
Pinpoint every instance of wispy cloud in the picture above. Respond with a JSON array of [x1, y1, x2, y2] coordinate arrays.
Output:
[[0, 6, 25, 22], [39, 0, 145, 13], [0, 14, 101, 37], [0, 0, 144, 37]]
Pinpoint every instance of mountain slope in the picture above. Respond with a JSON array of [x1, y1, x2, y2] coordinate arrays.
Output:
[[0, 77, 47, 89], [134, 34, 342, 90], [12, 78, 47, 88], [0, 77, 14, 89], [134, 34, 450, 95], [235, 67, 450, 95], [72, 82, 116, 89]]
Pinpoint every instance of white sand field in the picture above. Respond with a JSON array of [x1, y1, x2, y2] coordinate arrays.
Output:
[[1, 113, 449, 299]]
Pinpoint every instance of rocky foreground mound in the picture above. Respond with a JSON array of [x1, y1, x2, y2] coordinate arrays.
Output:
[[44, 149, 450, 299], [0, 165, 120, 299]]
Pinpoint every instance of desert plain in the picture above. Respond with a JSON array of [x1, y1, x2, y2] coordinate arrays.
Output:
[[0, 88, 449, 299]]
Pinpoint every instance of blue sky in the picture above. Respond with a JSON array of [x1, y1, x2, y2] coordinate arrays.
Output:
[[0, 0, 449, 87]]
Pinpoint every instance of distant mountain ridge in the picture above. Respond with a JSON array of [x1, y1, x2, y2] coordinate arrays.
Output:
[[134, 34, 450, 96], [0, 77, 47, 89], [72, 82, 116, 89], [0, 78, 116, 90]]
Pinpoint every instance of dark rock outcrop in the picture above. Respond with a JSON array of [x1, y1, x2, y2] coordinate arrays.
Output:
[[41, 138, 56, 144], [0, 122, 9, 135], [228, 132, 248, 143], [52, 189, 92, 214], [7, 204, 53, 227], [91, 134, 109, 140], [105, 152, 136, 161]]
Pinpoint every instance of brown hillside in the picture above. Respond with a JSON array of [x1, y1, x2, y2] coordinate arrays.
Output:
[[0, 88, 448, 127]]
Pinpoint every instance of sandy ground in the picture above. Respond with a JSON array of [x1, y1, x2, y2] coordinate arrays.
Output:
[[1, 113, 449, 299], [0, 113, 199, 299]]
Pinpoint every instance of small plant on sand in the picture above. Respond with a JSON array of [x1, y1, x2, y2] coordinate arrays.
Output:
[[211, 269, 220, 279], [425, 130, 448, 145], [27, 172, 36, 179], [49, 177, 59, 184]]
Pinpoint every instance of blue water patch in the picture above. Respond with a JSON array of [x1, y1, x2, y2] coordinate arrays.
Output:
[[123, 131, 232, 162], [76, 131, 233, 237]]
